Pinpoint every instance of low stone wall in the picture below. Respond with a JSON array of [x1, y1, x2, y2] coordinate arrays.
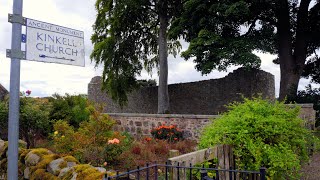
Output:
[[110, 113, 219, 140], [109, 104, 316, 141], [291, 104, 316, 130]]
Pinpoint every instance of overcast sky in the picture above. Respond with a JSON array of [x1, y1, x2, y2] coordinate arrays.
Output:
[[0, 0, 318, 98]]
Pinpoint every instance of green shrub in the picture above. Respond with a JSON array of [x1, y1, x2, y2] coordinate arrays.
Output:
[[20, 97, 51, 148], [48, 93, 90, 128], [199, 97, 316, 179], [0, 93, 51, 148], [151, 124, 183, 142]]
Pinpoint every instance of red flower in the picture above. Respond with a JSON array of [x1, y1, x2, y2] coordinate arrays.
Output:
[[145, 137, 152, 142]]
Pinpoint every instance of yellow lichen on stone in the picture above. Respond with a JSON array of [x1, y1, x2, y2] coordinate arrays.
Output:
[[62, 156, 79, 163], [75, 164, 105, 180], [60, 164, 105, 180], [37, 154, 59, 168], [58, 160, 67, 170], [19, 148, 30, 163], [18, 140, 27, 148], [28, 148, 52, 157], [29, 154, 60, 176], [31, 169, 58, 180], [0, 141, 8, 157]]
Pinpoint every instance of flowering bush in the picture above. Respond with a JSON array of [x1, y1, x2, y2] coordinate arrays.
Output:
[[103, 137, 125, 165], [52, 105, 132, 166], [151, 124, 183, 142]]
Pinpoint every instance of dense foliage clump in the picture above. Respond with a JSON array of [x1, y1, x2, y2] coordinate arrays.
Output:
[[48, 93, 90, 128], [0, 93, 51, 148], [199, 98, 316, 179]]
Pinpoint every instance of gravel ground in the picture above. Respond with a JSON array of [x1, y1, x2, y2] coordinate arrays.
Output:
[[300, 152, 320, 180]]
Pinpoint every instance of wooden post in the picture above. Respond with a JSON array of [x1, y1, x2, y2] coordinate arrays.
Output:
[[169, 150, 179, 180], [224, 145, 230, 180], [217, 145, 226, 179], [169, 150, 179, 158]]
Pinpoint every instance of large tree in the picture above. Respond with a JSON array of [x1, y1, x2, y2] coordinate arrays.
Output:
[[170, 0, 320, 100], [91, 0, 181, 113]]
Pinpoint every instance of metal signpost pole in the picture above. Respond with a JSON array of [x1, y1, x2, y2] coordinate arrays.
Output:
[[8, 0, 23, 179]]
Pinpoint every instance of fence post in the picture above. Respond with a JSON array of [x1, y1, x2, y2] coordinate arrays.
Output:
[[260, 167, 267, 180], [169, 150, 179, 180]]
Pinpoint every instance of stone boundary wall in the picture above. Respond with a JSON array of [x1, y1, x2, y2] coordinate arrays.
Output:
[[109, 104, 316, 141], [89, 68, 275, 115], [110, 113, 219, 140]]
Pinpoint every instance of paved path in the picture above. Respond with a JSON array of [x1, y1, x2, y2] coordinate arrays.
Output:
[[301, 152, 320, 180]]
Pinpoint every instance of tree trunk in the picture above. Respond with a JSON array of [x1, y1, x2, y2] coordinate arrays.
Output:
[[277, 0, 309, 101], [279, 65, 301, 101], [158, 10, 170, 114], [277, 0, 298, 101]]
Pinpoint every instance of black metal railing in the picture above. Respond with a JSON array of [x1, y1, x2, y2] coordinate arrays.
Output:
[[104, 162, 266, 180]]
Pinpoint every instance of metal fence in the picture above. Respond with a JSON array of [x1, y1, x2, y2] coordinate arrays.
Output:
[[104, 162, 266, 180]]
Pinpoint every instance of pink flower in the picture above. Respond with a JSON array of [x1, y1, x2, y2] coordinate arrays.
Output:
[[108, 138, 120, 144], [113, 138, 120, 144], [26, 90, 31, 96]]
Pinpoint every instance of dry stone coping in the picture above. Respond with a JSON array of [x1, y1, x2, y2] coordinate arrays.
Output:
[[47, 158, 65, 176], [25, 148, 53, 167], [287, 103, 314, 108], [25, 152, 41, 166], [0, 141, 106, 179], [107, 113, 220, 119]]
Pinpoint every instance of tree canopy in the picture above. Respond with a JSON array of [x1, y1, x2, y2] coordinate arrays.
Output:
[[91, 0, 181, 113], [170, 0, 320, 100]]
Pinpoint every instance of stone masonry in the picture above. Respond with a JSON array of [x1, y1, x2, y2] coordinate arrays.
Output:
[[109, 113, 219, 141], [88, 67, 275, 115], [109, 104, 315, 140]]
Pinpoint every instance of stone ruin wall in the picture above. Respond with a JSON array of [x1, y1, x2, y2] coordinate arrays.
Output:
[[88, 68, 276, 115]]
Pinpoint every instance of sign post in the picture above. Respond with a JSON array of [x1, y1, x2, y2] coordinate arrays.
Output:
[[7, 0, 23, 179]]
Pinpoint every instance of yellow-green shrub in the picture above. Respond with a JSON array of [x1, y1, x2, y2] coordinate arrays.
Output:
[[199, 97, 317, 179]]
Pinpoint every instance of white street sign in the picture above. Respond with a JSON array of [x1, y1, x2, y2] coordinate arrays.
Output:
[[25, 19, 85, 66]]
